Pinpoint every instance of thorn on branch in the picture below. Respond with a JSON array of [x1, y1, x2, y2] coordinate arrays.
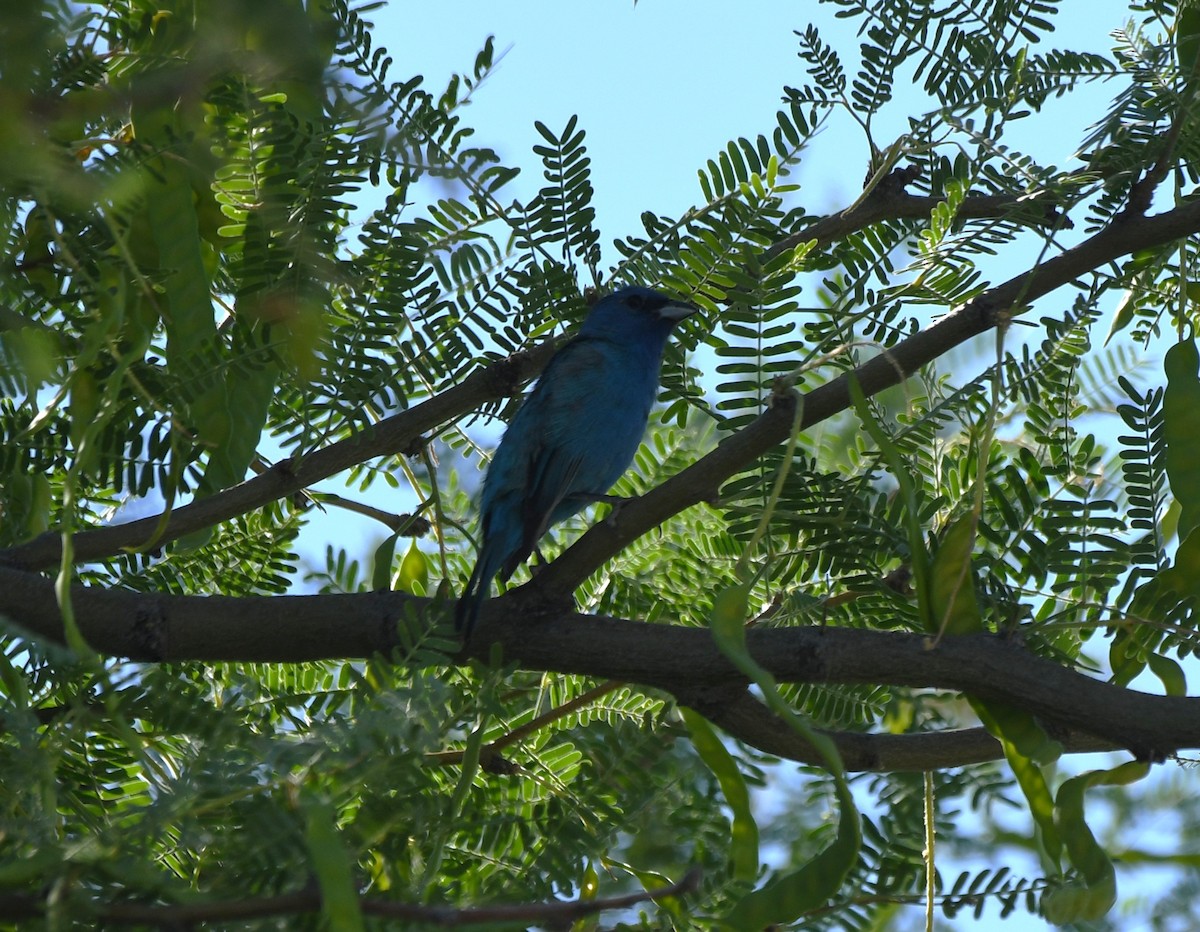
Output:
[[1135, 746, 1171, 765], [882, 564, 912, 596], [480, 753, 520, 775], [877, 163, 922, 194], [487, 346, 538, 398]]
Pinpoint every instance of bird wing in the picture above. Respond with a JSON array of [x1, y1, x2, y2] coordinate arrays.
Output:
[[489, 335, 654, 582], [501, 442, 583, 580], [491, 340, 597, 580]]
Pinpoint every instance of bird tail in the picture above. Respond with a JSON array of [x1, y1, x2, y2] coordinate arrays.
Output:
[[455, 545, 502, 637]]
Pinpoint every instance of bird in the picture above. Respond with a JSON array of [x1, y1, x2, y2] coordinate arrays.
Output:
[[455, 285, 698, 636]]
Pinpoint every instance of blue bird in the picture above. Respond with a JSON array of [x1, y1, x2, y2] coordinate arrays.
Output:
[[456, 285, 697, 635]]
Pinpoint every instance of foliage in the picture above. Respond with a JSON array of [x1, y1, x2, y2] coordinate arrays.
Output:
[[2, 0, 1200, 928]]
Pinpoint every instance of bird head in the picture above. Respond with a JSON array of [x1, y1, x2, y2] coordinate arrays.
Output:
[[578, 286, 698, 345]]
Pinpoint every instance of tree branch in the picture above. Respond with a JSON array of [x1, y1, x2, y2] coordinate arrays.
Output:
[[686, 686, 1116, 772], [764, 178, 1067, 263], [532, 196, 1200, 599], [4, 566, 1196, 769], [0, 867, 701, 926], [0, 340, 557, 572], [0, 174, 1071, 575]]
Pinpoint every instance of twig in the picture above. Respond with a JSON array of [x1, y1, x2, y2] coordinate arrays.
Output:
[[1122, 53, 1200, 217], [307, 492, 432, 536], [0, 179, 1070, 574], [0, 868, 701, 926], [426, 680, 624, 767]]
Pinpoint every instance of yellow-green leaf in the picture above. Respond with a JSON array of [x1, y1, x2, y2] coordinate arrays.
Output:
[[396, 540, 429, 595], [972, 699, 1062, 868], [1102, 288, 1137, 346], [929, 514, 982, 636]]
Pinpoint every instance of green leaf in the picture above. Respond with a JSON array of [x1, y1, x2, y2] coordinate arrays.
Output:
[[1147, 652, 1187, 696], [724, 779, 861, 928], [1145, 523, 1200, 602], [205, 326, 280, 495], [133, 91, 235, 495], [1042, 760, 1151, 924], [1179, 2, 1200, 86], [681, 708, 759, 882], [849, 376, 932, 627], [303, 797, 365, 932], [371, 533, 400, 591], [1163, 338, 1200, 542], [709, 583, 861, 927]]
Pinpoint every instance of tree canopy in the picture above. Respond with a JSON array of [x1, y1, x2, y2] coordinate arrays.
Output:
[[3, 0, 1200, 928]]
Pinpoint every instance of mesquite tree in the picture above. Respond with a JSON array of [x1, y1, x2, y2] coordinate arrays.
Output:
[[2, 0, 1200, 928]]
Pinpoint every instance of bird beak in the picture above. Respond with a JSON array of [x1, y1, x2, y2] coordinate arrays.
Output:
[[658, 300, 699, 322]]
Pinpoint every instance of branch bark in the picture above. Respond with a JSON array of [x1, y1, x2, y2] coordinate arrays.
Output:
[[689, 687, 1116, 772], [3, 566, 1194, 771], [764, 181, 1066, 263]]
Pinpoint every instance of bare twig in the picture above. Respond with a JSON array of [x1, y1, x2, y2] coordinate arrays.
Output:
[[307, 492, 432, 536], [0, 868, 701, 926], [426, 679, 623, 767]]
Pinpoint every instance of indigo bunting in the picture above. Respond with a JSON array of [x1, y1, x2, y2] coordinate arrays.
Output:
[[456, 286, 697, 635]]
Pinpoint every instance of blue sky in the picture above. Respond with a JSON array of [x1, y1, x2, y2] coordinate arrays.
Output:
[[377, 1, 1135, 261]]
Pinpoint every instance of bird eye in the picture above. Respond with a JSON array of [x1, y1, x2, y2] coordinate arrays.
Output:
[[626, 294, 645, 310]]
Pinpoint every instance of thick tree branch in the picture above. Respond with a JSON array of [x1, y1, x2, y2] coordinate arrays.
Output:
[[533, 197, 1200, 598], [3, 566, 1196, 770]]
